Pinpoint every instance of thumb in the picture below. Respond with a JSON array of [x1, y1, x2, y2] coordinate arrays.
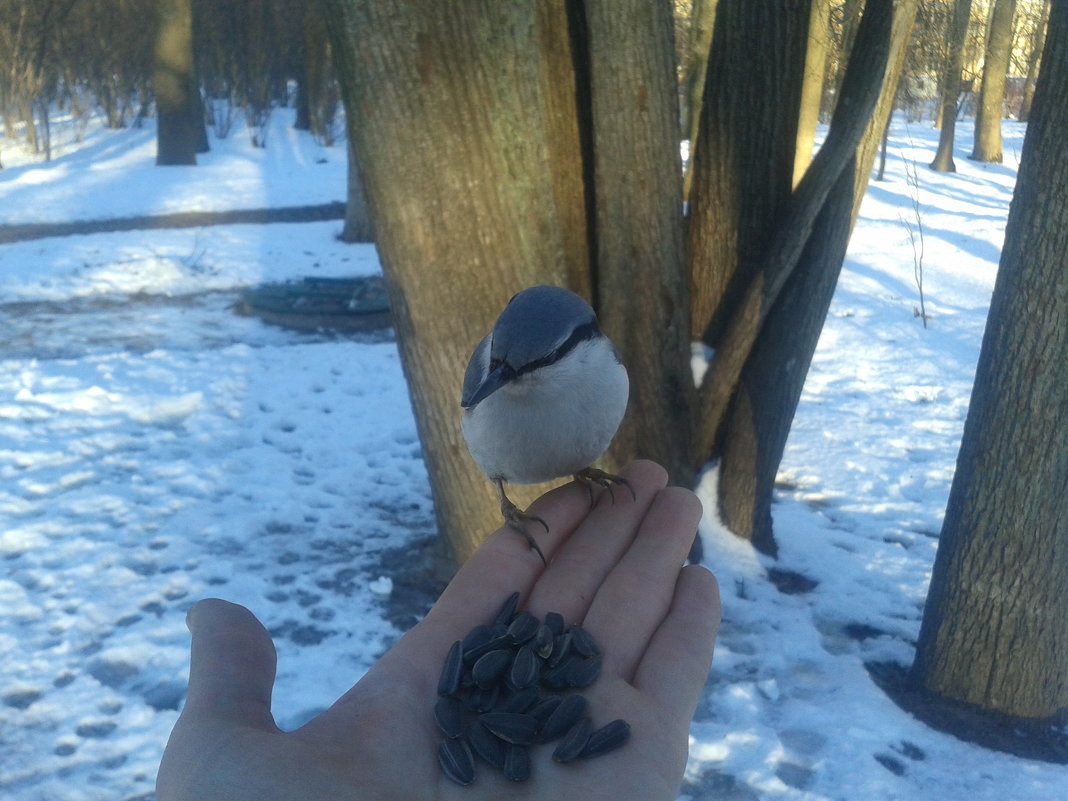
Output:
[[182, 598, 278, 730]]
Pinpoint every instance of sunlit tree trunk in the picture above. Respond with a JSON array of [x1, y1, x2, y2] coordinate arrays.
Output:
[[1018, 0, 1049, 122], [970, 0, 1016, 163], [794, 0, 831, 186], [911, 1, 1068, 717], [930, 0, 973, 172]]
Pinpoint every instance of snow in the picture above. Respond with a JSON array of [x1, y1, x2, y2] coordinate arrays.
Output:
[[1, 109, 1063, 800]]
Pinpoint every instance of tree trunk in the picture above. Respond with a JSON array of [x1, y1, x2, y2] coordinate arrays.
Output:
[[794, 0, 831, 186], [911, 0, 1068, 719], [930, 0, 973, 172], [322, 0, 585, 562], [709, 0, 914, 552], [339, 137, 373, 243], [154, 0, 198, 165], [970, 0, 1016, 163], [582, 0, 694, 486], [1017, 0, 1049, 122], [679, 0, 719, 202]]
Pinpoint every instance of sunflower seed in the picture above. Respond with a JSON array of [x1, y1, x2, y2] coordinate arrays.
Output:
[[508, 645, 539, 690], [566, 655, 602, 689], [461, 624, 493, 655], [580, 719, 631, 759], [471, 649, 511, 688], [463, 634, 513, 665], [534, 623, 555, 659], [538, 693, 588, 742], [552, 716, 592, 763], [434, 695, 466, 738], [438, 736, 475, 785], [506, 611, 540, 644], [548, 632, 572, 667], [544, 611, 566, 636], [438, 640, 463, 697], [542, 655, 575, 690], [569, 624, 600, 657], [497, 685, 540, 714], [528, 694, 562, 724], [479, 712, 539, 745], [504, 744, 532, 782], [467, 720, 507, 769], [465, 683, 499, 714], [494, 591, 521, 627]]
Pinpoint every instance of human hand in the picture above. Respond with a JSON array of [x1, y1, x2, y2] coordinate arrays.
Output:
[[156, 460, 721, 801]]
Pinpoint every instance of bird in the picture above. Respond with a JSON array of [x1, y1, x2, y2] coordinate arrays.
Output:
[[460, 285, 633, 564]]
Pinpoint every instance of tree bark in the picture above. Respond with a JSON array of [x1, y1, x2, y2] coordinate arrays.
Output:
[[970, 0, 1016, 163], [930, 0, 973, 172], [794, 0, 831, 186], [911, 0, 1068, 719], [322, 0, 585, 562], [582, 0, 694, 486], [154, 0, 198, 165], [679, 0, 719, 202]]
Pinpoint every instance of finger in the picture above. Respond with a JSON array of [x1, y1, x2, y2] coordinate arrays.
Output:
[[632, 565, 720, 720], [182, 598, 279, 731], [584, 486, 704, 681], [525, 460, 669, 624], [388, 478, 593, 674]]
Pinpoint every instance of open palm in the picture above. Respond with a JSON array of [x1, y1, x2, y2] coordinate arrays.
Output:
[[157, 460, 720, 801]]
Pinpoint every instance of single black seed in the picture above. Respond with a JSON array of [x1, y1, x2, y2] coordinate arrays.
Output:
[[494, 591, 521, 627], [534, 623, 554, 659], [438, 640, 463, 697], [528, 695, 562, 724], [465, 683, 500, 714], [472, 649, 511, 689], [569, 624, 600, 657], [548, 632, 572, 667], [504, 744, 531, 782], [542, 656, 575, 690], [538, 693, 588, 743], [544, 611, 565, 636], [552, 716, 592, 763], [506, 611, 540, 644], [497, 686, 540, 714], [461, 625, 493, 655], [479, 712, 539, 745], [566, 655, 602, 689], [438, 737, 475, 785], [580, 719, 631, 759], [463, 634, 513, 665], [468, 721, 507, 769], [434, 695, 465, 738], [509, 645, 539, 690]]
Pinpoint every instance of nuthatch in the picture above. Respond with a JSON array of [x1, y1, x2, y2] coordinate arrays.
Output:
[[460, 285, 632, 564]]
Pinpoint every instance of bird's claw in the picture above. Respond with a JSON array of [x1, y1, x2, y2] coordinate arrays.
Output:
[[494, 479, 549, 565], [573, 467, 636, 506]]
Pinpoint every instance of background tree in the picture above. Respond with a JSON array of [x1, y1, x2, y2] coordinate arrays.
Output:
[[930, 0, 973, 171], [970, 0, 1016, 162], [154, 0, 200, 165], [1017, 0, 1049, 121], [910, 0, 1067, 720], [324, 0, 916, 562]]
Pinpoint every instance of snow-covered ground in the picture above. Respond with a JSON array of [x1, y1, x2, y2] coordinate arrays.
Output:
[[0, 110, 1061, 800]]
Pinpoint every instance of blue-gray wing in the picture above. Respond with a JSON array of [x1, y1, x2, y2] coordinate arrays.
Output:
[[461, 334, 491, 407]]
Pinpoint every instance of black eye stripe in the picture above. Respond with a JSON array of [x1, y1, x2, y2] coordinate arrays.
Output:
[[516, 320, 600, 377]]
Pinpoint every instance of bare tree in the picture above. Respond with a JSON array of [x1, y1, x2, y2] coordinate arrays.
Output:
[[930, 0, 973, 172], [911, 0, 1067, 720], [154, 0, 199, 165], [970, 0, 1016, 162]]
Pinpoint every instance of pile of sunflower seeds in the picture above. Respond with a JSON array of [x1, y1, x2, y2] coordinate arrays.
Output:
[[435, 591, 631, 785]]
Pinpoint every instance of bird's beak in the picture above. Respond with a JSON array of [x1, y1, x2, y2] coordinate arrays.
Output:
[[461, 363, 512, 408]]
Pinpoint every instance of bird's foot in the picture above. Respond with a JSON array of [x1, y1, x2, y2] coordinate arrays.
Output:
[[573, 467, 636, 506], [495, 479, 549, 565]]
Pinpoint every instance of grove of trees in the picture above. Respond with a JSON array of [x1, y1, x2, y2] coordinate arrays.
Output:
[[0, 0, 1061, 751]]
